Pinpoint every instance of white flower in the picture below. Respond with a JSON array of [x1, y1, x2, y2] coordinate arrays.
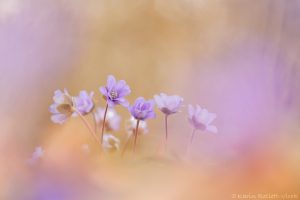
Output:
[[154, 93, 183, 115], [27, 146, 44, 165], [126, 117, 148, 137], [102, 134, 120, 152], [188, 104, 217, 133], [94, 107, 121, 131], [49, 89, 74, 124]]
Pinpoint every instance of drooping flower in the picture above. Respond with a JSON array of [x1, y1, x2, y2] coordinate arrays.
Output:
[[49, 89, 74, 124], [154, 93, 183, 115], [102, 134, 120, 152], [94, 107, 121, 131], [126, 117, 148, 137], [73, 91, 95, 115], [129, 97, 156, 121], [27, 146, 44, 165], [187, 104, 217, 133], [99, 75, 131, 107]]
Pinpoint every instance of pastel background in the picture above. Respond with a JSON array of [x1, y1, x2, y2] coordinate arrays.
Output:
[[0, 0, 299, 199]]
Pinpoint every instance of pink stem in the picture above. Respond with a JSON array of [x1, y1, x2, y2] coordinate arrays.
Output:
[[100, 104, 108, 144], [133, 120, 140, 153]]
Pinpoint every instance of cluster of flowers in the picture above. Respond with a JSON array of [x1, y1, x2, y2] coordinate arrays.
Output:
[[46, 75, 217, 157]]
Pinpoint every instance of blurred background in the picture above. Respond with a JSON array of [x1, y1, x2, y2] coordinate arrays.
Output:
[[0, 0, 299, 199]]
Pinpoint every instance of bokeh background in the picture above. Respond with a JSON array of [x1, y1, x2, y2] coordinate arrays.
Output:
[[0, 0, 300, 199]]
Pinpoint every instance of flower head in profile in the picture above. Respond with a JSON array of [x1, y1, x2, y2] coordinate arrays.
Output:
[[129, 97, 156, 121], [49, 89, 74, 124], [100, 75, 131, 107], [126, 117, 148, 136], [73, 90, 95, 115], [102, 134, 120, 152], [188, 105, 217, 133], [27, 146, 44, 165], [154, 93, 183, 115], [94, 107, 121, 131]]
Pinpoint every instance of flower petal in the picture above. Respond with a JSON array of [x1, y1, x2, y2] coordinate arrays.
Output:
[[188, 104, 194, 118], [154, 94, 164, 109], [99, 86, 108, 96], [207, 125, 218, 133], [51, 114, 68, 124], [146, 111, 156, 119], [117, 84, 131, 97], [107, 75, 116, 91]]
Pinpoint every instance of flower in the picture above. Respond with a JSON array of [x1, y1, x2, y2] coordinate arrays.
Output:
[[27, 146, 44, 165], [99, 75, 131, 107], [154, 93, 183, 115], [126, 117, 148, 136], [73, 90, 95, 115], [94, 107, 121, 131], [102, 134, 120, 152], [188, 104, 218, 133], [129, 97, 156, 121], [49, 89, 74, 124]]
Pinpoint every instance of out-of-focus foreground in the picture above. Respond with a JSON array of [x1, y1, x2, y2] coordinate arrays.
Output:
[[0, 0, 300, 199]]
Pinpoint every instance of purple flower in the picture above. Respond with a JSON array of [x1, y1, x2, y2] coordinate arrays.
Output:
[[73, 90, 95, 115], [27, 146, 44, 165], [99, 75, 131, 107], [49, 89, 74, 124], [129, 97, 156, 121], [154, 93, 183, 115], [94, 107, 121, 131], [188, 104, 218, 133]]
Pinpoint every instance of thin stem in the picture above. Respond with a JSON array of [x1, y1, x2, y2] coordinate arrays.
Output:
[[75, 110, 100, 145], [92, 112, 98, 135], [133, 120, 140, 153], [190, 129, 196, 144], [121, 134, 133, 158], [186, 129, 196, 156], [100, 104, 108, 144], [164, 115, 168, 150]]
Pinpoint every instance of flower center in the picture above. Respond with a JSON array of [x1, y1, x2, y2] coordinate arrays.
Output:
[[57, 104, 73, 115], [110, 91, 118, 99]]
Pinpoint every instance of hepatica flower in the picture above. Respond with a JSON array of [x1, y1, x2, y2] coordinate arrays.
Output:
[[50, 89, 100, 146], [49, 89, 74, 124], [127, 97, 155, 152], [186, 105, 217, 155], [129, 97, 156, 121], [188, 104, 217, 133], [73, 90, 95, 115], [99, 75, 131, 144], [154, 93, 183, 115], [154, 93, 183, 150], [100, 75, 131, 107], [94, 107, 121, 132]]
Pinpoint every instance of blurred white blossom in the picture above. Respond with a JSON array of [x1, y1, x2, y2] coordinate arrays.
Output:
[[94, 107, 121, 132], [126, 117, 148, 137], [102, 134, 120, 152]]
